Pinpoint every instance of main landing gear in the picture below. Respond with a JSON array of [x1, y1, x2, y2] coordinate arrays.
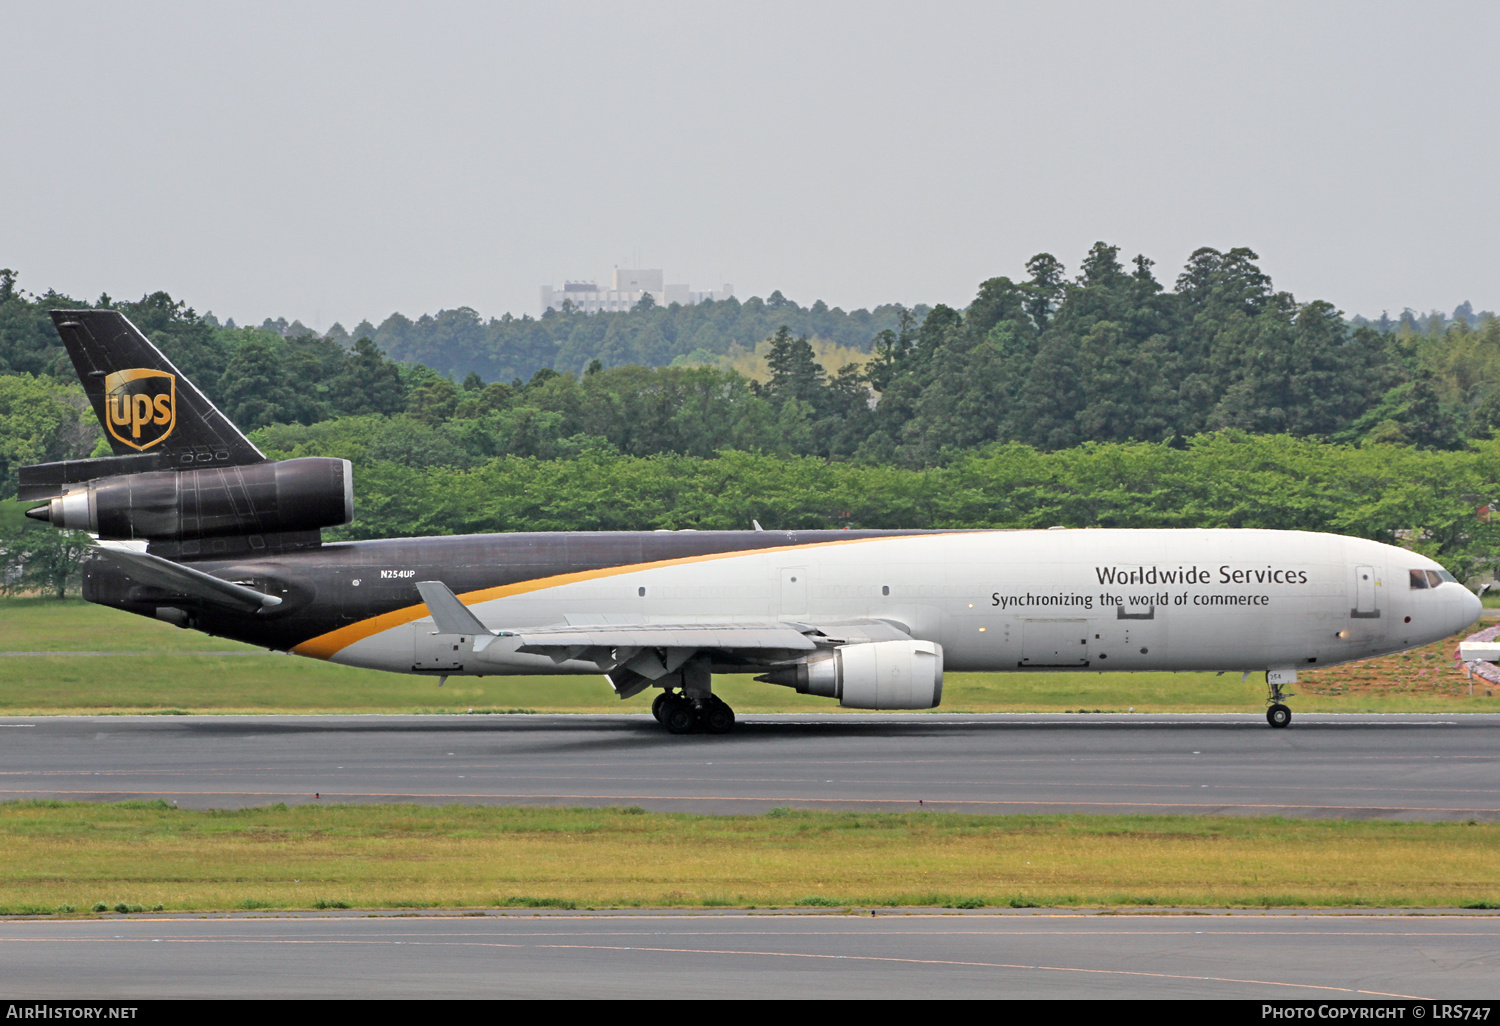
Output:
[[652, 690, 736, 735], [650, 660, 735, 734], [1265, 670, 1295, 729]]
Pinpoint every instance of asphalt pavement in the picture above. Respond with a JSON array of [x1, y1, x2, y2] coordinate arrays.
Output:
[[0, 712, 1497, 819], [3, 909, 1496, 999]]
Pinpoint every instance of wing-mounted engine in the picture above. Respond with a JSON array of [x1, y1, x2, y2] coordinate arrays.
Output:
[[758, 639, 944, 709], [25, 457, 353, 550]]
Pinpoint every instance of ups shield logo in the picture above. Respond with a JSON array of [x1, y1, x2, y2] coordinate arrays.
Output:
[[104, 369, 176, 450]]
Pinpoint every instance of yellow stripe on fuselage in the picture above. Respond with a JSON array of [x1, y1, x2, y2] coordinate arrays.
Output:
[[290, 535, 924, 660]]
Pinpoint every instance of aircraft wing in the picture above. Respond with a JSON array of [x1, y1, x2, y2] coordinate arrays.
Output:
[[503, 619, 915, 697], [495, 617, 914, 658], [422, 587, 822, 654], [506, 622, 819, 654], [412, 580, 914, 698], [92, 543, 283, 613]]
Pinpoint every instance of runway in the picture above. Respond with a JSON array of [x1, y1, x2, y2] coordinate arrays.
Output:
[[1, 712, 1498, 819], [2, 909, 1497, 999]]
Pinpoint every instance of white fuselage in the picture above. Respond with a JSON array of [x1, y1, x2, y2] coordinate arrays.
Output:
[[323, 528, 1480, 677]]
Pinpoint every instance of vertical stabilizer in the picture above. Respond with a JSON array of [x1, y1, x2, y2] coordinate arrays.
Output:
[[49, 310, 264, 469]]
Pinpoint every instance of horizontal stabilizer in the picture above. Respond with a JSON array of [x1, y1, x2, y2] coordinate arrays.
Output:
[[18, 452, 170, 501], [92, 543, 283, 613], [415, 581, 491, 636]]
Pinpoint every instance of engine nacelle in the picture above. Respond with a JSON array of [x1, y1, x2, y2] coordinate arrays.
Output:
[[762, 640, 944, 709], [32, 457, 353, 541]]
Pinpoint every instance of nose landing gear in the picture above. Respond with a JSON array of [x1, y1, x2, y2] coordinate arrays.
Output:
[[1265, 670, 1296, 728]]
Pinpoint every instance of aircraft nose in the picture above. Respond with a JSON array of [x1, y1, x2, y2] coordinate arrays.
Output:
[[1462, 587, 1484, 628]]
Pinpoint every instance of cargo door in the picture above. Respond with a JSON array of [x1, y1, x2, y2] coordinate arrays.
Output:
[[1020, 618, 1091, 666], [412, 623, 467, 672]]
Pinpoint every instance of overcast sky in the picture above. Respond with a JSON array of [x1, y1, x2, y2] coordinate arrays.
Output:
[[2, 1, 1496, 331]]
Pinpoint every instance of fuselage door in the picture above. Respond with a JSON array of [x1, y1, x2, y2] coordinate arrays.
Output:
[[1353, 565, 1379, 618]]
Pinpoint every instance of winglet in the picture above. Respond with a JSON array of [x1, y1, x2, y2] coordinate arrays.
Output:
[[415, 581, 490, 635]]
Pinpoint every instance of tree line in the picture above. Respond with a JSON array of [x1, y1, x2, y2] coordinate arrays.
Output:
[[8, 246, 1500, 480], [334, 289, 923, 382], [0, 268, 922, 391], [271, 244, 1500, 468]]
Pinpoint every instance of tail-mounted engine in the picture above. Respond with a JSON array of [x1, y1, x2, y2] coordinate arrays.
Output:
[[759, 639, 944, 709], [26, 457, 353, 542]]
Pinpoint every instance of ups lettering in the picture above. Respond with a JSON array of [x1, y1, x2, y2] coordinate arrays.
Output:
[[102, 369, 177, 450]]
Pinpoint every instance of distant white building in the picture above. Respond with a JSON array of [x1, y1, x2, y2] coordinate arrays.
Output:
[[541, 269, 733, 315]]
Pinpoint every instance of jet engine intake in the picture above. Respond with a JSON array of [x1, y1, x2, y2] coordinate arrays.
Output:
[[759, 639, 944, 709], [29, 457, 353, 541]]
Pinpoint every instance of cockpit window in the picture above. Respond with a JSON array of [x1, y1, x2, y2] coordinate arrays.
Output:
[[1411, 569, 1458, 589]]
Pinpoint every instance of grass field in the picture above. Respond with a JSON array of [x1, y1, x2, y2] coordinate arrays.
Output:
[[1, 597, 1496, 715], [2, 802, 1496, 914]]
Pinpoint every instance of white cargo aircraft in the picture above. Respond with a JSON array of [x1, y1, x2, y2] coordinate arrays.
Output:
[[23, 312, 1483, 733]]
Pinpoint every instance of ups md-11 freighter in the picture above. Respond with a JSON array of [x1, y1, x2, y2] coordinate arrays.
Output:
[[19, 311, 1482, 732]]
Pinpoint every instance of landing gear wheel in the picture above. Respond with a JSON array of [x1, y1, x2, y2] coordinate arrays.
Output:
[[702, 697, 735, 735], [651, 691, 672, 724], [663, 698, 698, 735], [1266, 703, 1292, 729]]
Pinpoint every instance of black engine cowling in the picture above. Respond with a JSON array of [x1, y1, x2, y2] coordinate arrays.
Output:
[[33, 457, 353, 541]]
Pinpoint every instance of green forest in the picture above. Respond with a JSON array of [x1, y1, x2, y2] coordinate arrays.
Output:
[[2, 244, 1499, 589]]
